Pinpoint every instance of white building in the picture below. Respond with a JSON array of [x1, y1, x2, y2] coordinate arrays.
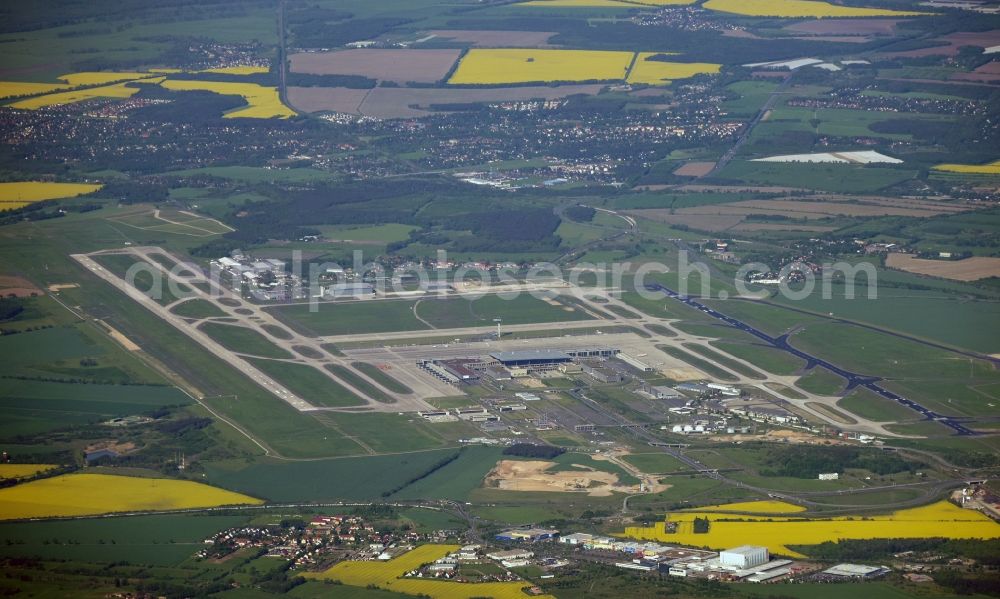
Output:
[[818, 472, 839, 480], [720, 545, 769, 569]]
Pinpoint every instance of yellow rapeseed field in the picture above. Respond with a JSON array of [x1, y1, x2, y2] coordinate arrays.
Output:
[[449, 49, 634, 85], [0, 82, 71, 100], [0, 473, 262, 520], [519, 0, 641, 6], [625, 500, 1000, 557], [627, 53, 720, 85], [57, 72, 158, 86], [8, 81, 149, 109], [159, 80, 295, 118], [200, 66, 270, 75], [0, 182, 102, 212], [933, 160, 1000, 174], [682, 500, 806, 514], [703, 0, 929, 18], [0, 464, 58, 480], [305, 544, 557, 599], [623, 0, 696, 4]]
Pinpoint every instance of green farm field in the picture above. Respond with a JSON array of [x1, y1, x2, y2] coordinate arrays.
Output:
[[714, 161, 917, 194], [0, 514, 245, 566], [206, 446, 498, 502]]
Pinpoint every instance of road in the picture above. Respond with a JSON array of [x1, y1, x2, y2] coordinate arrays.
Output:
[[74, 248, 437, 415], [706, 72, 793, 178], [645, 283, 976, 436], [565, 385, 975, 512], [276, 0, 294, 114]]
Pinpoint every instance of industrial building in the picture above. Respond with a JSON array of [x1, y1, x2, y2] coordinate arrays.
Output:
[[646, 385, 683, 400], [323, 282, 375, 299], [822, 563, 890, 579], [720, 545, 769, 569], [490, 349, 573, 368], [495, 528, 559, 542]]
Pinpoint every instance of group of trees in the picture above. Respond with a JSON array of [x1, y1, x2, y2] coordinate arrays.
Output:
[[502, 443, 565, 459], [759, 445, 923, 479]]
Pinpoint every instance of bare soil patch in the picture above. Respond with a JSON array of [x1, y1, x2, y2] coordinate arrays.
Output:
[[884, 30, 1000, 58], [886, 253, 1000, 281], [730, 222, 837, 232], [785, 18, 901, 36], [288, 86, 369, 114], [427, 29, 556, 47], [789, 35, 871, 43], [673, 161, 716, 177], [289, 49, 462, 83], [625, 211, 745, 232], [0, 275, 42, 297], [707, 199, 953, 218], [292, 84, 606, 118], [951, 60, 1000, 83], [358, 85, 604, 118], [485, 459, 642, 497]]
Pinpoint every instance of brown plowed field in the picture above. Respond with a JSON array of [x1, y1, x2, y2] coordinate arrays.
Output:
[[785, 18, 901, 35], [289, 49, 462, 83], [673, 161, 716, 177], [291, 84, 605, 118], [427, 30, 555, 47], [883, 30, 1000, 58], [886, 254, 1000, 281]]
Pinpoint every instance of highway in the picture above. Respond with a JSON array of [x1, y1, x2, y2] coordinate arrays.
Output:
[[706, 71, 793, 178], [566, 386, 975, 512], [644, 283, 976, 436]]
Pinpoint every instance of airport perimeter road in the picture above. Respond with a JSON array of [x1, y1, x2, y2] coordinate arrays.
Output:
[[78, 248, 437, 414], [72, 253, 314, 411], [645, 283, 976, 436]]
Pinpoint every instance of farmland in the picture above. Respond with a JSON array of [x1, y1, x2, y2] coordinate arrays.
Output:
[[0, 464, 58, 480], [885, 253, 1000, 282], [0, 323, 192, 438], [288, 84, 606, 118], [305, 543, 557, 599], [159, 80, 294, 119], [0, 473, 262, 520], [627, 54, 720, 86], [206, 448, 497, 502], [683, 500, 806, 514], [0, 181, 102, 211], [626, 500, 1000, 557], [0, 81, 69, 99], [932, 160, 1000, 174], [702, 0, 929, 18], [8, 80, 156, 110], [0, 513, 247, 566], [449, 49, 634, 85], [290, 49, 461, 84]]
